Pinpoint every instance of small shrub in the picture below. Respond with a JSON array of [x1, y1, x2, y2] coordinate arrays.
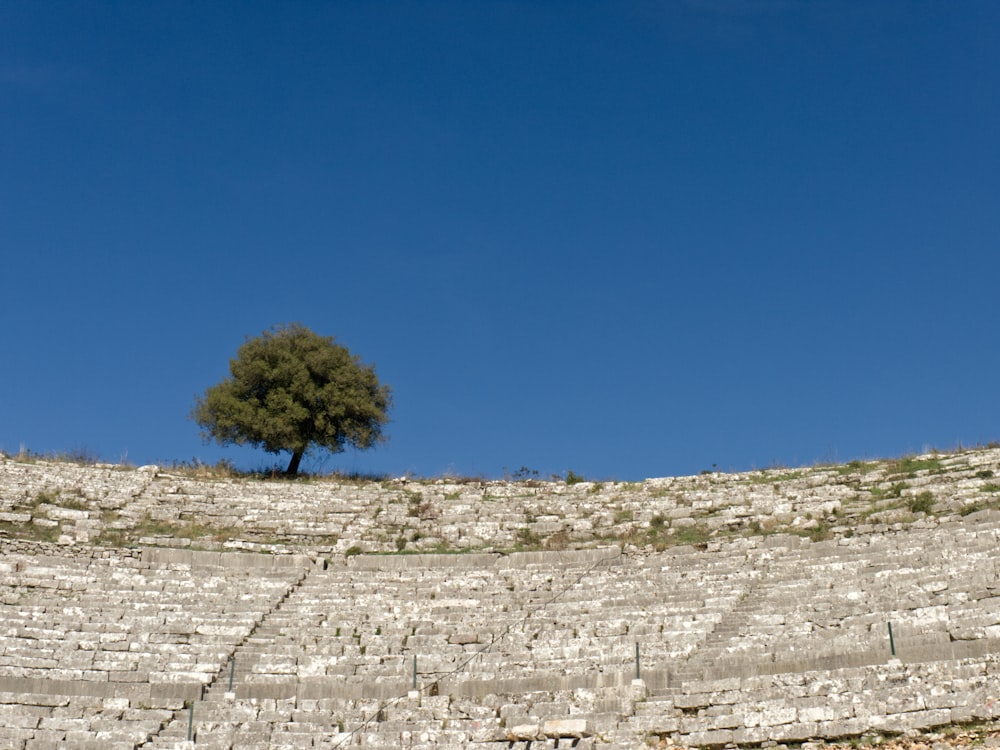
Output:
[[975, 469, 995, 479], [514, 527, 542, 549], [908, 491, 935, 514], [544, 530, 570, 550], [31, 489, 59, 507], [506, 466, 540, 481], [344, 545, 363, 557], [807, 522, 831, 542], [565, 470, 585, 485], [406, 493, 435, 519]]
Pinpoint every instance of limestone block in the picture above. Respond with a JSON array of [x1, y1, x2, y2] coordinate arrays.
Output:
[[506, 722, 541, 740], [542, 717, 591, 738], [45, 507, 90, 521], [798, 703, 837, 723], [673, 692, 710, 710], [0, 726, 36, 745], [0, 711, 40, 729], [731, 724, 774, 744], [682, 728, 734, 746], [754, 701, 797, 727]]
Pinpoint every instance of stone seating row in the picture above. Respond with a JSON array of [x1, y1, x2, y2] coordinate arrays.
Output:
[[8, 531, 989, 748], [164, 543, 754, 742], [0, 461, 153, 511], [0, 544, 310, 710], [624, 654, 1000, 747], [0, 689, 179, 750], [668, 518, 1000, 685], [142, 684, 614, 749]]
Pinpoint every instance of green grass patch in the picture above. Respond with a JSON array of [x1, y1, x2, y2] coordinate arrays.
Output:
[[670, 523, 711, 548], [0, 519, 62, 543], [834, 460, 882, 476], [885, 456, 944, 478], [613, 509, 634, 524]]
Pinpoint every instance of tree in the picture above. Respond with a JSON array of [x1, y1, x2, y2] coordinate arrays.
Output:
[[191, 324, 391, 475]]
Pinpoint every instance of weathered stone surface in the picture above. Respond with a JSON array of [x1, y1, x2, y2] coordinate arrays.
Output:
[[2, 449, 1000, 747], [542, 717, 591, 737]]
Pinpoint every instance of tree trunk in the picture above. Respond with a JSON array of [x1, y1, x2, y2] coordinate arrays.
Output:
[[285, 451, 303, 476]]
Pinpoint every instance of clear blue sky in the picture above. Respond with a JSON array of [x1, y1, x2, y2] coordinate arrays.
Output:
[[2, 2, 997, 480]]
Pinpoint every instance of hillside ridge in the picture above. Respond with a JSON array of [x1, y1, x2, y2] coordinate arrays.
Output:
[[2, 446, 999, 554]]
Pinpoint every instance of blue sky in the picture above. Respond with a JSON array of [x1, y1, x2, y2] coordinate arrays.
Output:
[[2, 1, 998, 480]]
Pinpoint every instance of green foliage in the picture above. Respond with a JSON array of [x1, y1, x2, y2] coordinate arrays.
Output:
[[908, 490, 935, 514], [0, 518, 61, 543], [565, 470, 585, 485], [670, 523, 711, 547], [32, 489, 60, 506], [191, 324, 391, 475], [514, 527, 542, 549], [613, 509, 634, 524], [835, 460, 881, 476]]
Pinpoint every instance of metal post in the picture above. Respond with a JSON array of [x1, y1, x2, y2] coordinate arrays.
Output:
[[635, 642, 641, 681], [228, 657, 235, 692], [412, 655, 417, 690], [888, 622, 896, 657], [187, 701, 194, 742]]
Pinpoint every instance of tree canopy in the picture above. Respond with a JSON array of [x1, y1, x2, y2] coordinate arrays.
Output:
[[191, 324, 392, 475]]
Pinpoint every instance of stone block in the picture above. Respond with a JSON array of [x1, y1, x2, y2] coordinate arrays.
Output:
[[542, 717, 591, 738], [769, 721, 819, 743], [732, 725, 772, 744], [507, 723, 541, 740], [682, 728, 734, 747]]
